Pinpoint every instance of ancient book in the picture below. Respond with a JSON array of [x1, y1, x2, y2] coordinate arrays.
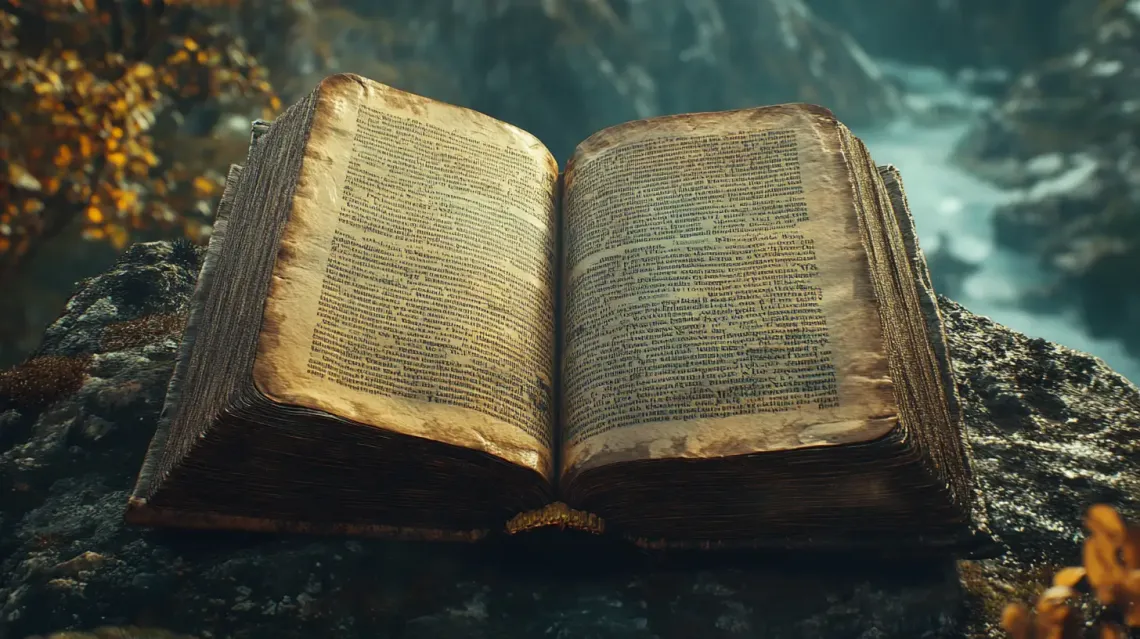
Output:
[[125, 73, 986, 551]]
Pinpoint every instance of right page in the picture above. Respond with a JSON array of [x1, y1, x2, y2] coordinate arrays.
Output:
[[560, 104, 898, 481]]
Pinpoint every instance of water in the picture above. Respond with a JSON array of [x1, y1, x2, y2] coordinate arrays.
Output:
[[854, 62, 1140, 384]]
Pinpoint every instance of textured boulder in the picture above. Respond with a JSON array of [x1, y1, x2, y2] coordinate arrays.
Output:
[[0, 241, 1137, 638], [951, 2, 1140, 358]]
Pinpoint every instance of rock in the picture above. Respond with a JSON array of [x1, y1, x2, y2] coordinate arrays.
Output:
[[269, 0, 902, 162], [4, 0, 905, 370], [804, 0, 1092, 74], [951, 2, 1140, 358], [0, 241, 1137, 638]]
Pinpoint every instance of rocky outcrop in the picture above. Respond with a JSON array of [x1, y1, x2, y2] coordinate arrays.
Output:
[[0, 241, 1137, 638], [270, 0, 902, 162], [2, 0, 910, 371], [951, 2, 1140, 358], [804, 0, 1090, 74]]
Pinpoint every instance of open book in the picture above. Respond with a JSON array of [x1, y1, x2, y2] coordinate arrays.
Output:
[[125, 73, 984, 550]]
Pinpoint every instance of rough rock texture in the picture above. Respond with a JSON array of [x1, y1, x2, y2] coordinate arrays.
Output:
[[1, 241, 1138, 638], [804, 0, 1090, 74], [951, 2, 1140, 358], [268, 0, 901, 162]]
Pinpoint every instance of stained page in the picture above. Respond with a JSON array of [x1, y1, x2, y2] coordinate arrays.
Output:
[[252, 75, 559, 481], [560, 104, 898, 479]]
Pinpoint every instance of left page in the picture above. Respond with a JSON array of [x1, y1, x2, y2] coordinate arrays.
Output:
[[251, 74, 560, 482]]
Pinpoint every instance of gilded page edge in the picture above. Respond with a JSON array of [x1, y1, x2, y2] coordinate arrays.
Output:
[[878, 165, 963, 428], [879, 164, 990, 537], [250, 73, 558, 482], [128, 162, 245, 506]]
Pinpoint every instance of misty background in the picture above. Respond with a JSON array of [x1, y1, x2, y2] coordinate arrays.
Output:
[[2, 0, 1137, 383]]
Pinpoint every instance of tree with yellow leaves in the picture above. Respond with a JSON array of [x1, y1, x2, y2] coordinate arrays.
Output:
[[0, 0, 280, 281]]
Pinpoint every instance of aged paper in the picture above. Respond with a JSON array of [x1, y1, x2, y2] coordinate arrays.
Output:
[[252, 74, 560, 481], [560, 104, 898, 479]]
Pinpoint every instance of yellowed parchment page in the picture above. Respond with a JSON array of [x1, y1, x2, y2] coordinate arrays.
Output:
[[251, 74, 560, 481], [560, 104, 897, 479]]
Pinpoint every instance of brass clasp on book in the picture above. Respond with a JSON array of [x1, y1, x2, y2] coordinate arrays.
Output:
[[505, 502, 605, 535]]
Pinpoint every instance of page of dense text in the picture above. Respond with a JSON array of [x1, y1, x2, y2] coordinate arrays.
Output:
[[252, 75, 560, 481], [560, 104, 898, 479]]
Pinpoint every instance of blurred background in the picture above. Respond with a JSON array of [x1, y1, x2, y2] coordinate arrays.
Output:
[[1, 0, 1137, 383]]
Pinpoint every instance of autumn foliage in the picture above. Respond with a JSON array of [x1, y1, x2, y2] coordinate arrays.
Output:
[[0, 0, 279, 281], [1002, 504, 1140, 639]]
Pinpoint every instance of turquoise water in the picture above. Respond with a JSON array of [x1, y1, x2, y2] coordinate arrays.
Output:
[[854, 65, 1140, 384]]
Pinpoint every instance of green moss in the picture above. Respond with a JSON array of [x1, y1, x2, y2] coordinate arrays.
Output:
[[0, 354, 92, 411], [100, 313, 187, 352], [168, 238, 203, 271]]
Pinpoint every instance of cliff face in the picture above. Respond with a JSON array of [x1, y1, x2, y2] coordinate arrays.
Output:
[[950, 2, 1140, 359], [803, 0, 1091, 73], [264, 0, 902, 162], [1, 0, 905, 370], [0, 241, 1136, 638]]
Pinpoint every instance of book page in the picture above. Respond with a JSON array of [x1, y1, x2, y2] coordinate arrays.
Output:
[[252, 75, 560, 481], [560, 104, 898, 479]]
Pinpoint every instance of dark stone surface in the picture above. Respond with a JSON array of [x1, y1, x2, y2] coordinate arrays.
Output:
[[951, 2, 1140, 358], [0, 241, 1138, 638]]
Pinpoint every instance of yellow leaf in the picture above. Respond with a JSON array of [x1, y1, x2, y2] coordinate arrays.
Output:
[[1100, 623, 1128, 639], [192, 175, 217, 197], [1052, 566, 1087, 588], [54, 145, 72, 167], [1087, 505, 1127, 544], [107, 152, 127, 168], [183, 37, 199, 52], [1124, 570, 1140, 625], [1124, 526, 1140, 570], [86, 206, 104, 224], [1000, 603, 1030, 639], [108, 225, 129, 250], [7, 164, 42, 191], [1085, 535, 1124, 605], [117, 190, 138, 211], [1034, 585, 1081, 639]]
